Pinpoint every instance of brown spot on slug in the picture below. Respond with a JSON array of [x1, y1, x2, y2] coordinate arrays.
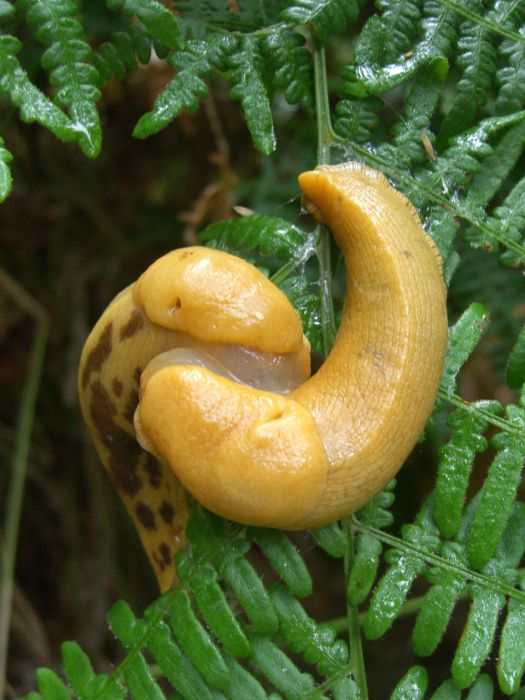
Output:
[[81, 322, 113, 388], [159, 542, 171, 566], [144, 455, 163, 489], [136, 501, 156, 530], [159, 501, 175, 524], [123, 387, 139, 425], [119, 309, 145, 341], [89, 380, 142, 497], [112, 377, 124, 397]]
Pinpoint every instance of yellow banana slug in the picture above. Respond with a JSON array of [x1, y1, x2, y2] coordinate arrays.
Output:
[[78, 162, 448, 591]]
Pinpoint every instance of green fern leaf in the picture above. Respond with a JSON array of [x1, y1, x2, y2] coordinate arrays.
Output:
[[364, 502, 440, 640], [0, 35, 76, 144], [282, 0, 361, 41], [438, 4, 498, 144], [93, 24, 164, 82], [498, 576, 525, 694], [333, 96, 382, 143], [20, 0, 101, 157], [467, 403, 525, 570], [453, 504, 525, 688], [62, 641, 119, 698], [485, 175, 525, 266], [347, 532, 383, 606], [220, 556, 279, 634], [440, 303, 489, 397], [412, 542, 467, 657], [183, 561, 251, 656], [420, 0, 459, 57], [167, 590, 231, 692], [222, 653, 267, 699], [311, 521, 347, 558], [264, 29, 314, 111], [0, 1, 15, 18], [434, 401, 501, 539], [391, 60, 446, 166], [249, 634, 316, 697], [277, 274, 323, 356], [200, 213, 315, 263], [227, 35, 275, 155], [466, 121, 525, 208], [250, 528, 313, 598], [133, 39, 211, 139], [390, 665, 428, 700], [496, 33, 525, 115], [0, 135, 13, 203], [270, 585, 349, 677], [507, 323, 525, 389], [375, 0, 422, 60], [146, 620, 214, 700], [430, 679, 461, 699], [34, 669, 70, 700], [106, 0, 182, 49]]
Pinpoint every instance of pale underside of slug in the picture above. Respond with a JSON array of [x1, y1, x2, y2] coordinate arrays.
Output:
[[78, 162, 448, 591]]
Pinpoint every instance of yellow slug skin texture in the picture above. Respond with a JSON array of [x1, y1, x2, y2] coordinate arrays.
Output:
[[292, 163, 448, 527], [79, 163, 448, 590], [133, 247, 304, 353], [78, 247, 311, 591], [135, 365, 328, 528]]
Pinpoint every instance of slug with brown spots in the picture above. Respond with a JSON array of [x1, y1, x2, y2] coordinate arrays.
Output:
[[78, 162, 448, 591]]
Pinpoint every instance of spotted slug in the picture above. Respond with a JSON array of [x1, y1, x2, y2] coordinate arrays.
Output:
[[78, 162, 448, 591]]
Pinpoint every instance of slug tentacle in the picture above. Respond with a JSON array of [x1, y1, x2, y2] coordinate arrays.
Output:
[[79, 163, 448, 591]]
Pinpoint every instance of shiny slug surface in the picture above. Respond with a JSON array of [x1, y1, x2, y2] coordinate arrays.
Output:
[[78, 163, 448, 590]]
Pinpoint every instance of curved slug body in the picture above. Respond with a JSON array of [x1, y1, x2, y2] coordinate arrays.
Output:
[[79, 163, 448, 590]]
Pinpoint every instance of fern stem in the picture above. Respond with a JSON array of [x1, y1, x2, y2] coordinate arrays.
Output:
[[354, 520, 525, 605], [439, 389, 524, 436], [0, 271, 48, 700], [343, 517, 369, 700], [436, 0, 525, 44], [312, 40, 337, 354]]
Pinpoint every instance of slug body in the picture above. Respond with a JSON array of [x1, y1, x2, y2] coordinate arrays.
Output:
[[79, 163, 447, 590]]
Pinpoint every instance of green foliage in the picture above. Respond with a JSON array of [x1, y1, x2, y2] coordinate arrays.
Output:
[[6, 0, 525, 697]]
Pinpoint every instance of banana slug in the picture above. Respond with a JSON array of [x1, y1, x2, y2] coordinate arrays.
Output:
[[78, 162, 448, 591]]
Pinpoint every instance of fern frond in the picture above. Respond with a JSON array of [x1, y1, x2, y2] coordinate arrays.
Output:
[[438, 3, 498, 144], [375, 0, 422, 61], [107, 0, 182, 50], [496, 32, 525, 115], [200, 213, 317, 270], [333, 96, 382, 143], [507, 322, 525, 389], [391, 59, 447, 166], [282, 0, 361, 41], [466, 399, 525, 570], [440, 303, 490, 397], [434, 401, 501, 539], [264, 28, 314, 112], [133, 39, 212, 139], [466, 121, 525, 209], [226, 35, 275, 155], [0, 134, 13, 203], [391, 665, 428, 699], [19, 0, 101, 157], [93, 23, 166, 83], [420, 0, 459, 57], [482, 174, 525, 266], [498, 574, 525, 694], [364, 501, 441, 640], [0, 34, 76, 143], [452, 503, 525, 689]]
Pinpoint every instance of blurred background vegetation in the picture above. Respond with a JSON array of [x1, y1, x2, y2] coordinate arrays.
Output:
[[2, 1, 525, 697]]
